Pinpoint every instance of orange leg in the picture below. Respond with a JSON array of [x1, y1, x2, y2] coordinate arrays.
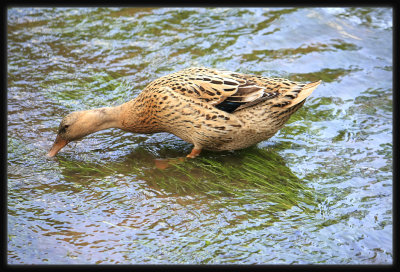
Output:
[[186, 148, 202, 159]]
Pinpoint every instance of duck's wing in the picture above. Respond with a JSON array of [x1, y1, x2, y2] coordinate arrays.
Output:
[[233, 76, 322, 111], [148, 67, 261, 112], [150, 67, 320, 113]]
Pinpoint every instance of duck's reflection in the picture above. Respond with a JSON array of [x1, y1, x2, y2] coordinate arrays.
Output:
[[54, 145, 319, 218]]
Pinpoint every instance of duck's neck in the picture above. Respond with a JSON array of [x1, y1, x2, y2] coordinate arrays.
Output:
[[80, 97, 162, 136], [77, 104, 125, 136]]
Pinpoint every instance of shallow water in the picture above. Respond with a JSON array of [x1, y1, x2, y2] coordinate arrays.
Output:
[[7, 7, 392, 264]]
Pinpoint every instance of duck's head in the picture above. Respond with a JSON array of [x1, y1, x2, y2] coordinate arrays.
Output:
[[47, 111, 96, 157]]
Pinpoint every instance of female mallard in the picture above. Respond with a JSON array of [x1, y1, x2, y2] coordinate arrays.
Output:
[[47, 67, 321, 158]]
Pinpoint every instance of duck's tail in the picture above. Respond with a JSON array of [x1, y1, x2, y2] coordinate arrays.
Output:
[[281, 80, 321, 109]]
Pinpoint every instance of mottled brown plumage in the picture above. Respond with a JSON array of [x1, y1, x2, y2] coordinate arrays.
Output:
[[47, 67, 321, 158]]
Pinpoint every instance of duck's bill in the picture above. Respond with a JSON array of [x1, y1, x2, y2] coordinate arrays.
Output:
[[47, 135, 69, 157]]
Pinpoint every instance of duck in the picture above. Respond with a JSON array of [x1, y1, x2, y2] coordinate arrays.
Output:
[[47, 67, 321, 158]]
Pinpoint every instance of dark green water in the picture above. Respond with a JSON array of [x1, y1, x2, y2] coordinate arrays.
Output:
[[7, 7, 392, 264]]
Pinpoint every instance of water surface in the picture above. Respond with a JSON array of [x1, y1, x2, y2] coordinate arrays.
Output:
[[7, 7, 392, 264]]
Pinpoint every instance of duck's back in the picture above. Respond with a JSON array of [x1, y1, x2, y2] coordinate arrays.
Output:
[[145, 67, 319, 113]]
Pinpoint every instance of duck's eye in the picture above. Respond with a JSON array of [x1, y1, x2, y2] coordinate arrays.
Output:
[[58, 125, 69, 134]]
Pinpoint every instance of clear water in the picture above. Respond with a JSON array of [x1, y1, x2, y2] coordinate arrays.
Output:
[[7, 7, 392, 264]]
